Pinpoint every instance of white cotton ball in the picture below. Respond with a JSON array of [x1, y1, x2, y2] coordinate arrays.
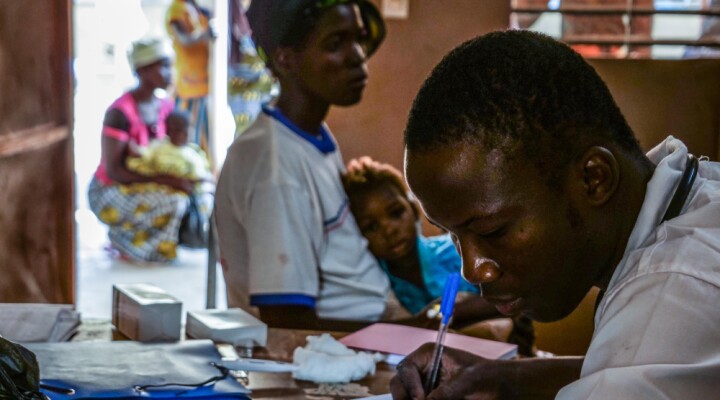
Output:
[[291, 334, 381, 383], [292, 348, 377, 383], [305, 333, 356, 356]]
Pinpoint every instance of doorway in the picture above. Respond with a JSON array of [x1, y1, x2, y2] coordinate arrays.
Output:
[[72, 0, 226, 320]]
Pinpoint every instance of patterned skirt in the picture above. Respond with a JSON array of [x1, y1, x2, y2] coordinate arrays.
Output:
[[87, 177, 189, 263]]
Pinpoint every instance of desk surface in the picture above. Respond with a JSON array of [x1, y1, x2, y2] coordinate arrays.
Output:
[[83, 322, 394, 399], [246, 328, 394, 399]]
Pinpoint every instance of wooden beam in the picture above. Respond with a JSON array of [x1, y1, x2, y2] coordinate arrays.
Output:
[[0, 124, 70, 158]]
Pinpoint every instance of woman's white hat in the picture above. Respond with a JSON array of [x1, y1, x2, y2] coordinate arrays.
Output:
[[129, 38, 174, 70]]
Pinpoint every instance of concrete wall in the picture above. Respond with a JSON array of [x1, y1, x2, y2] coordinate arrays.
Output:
[[330, 3, 720, 175], [592, 58, 720, 159]]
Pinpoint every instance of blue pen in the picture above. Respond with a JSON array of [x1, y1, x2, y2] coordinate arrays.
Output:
[[424, 272, 461, 394]]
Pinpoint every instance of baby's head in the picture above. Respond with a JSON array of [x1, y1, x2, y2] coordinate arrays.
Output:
[[165, 110, 191, 146], [343, 157, 420, 263]]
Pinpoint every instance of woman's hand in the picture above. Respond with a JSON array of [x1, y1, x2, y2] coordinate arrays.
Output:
[[155, 175, 196, 194], [390, 344, 512, 400]]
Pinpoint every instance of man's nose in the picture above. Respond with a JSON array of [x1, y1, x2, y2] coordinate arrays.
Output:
[[458, 242, 501, 284], [348, 41, 366, 65]]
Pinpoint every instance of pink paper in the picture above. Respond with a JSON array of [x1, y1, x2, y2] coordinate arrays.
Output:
[[339, 323, 517, 360]]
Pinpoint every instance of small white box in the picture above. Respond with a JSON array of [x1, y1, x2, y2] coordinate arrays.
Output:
[[112, 283, 182, 342], [186, 308, 267, 347]]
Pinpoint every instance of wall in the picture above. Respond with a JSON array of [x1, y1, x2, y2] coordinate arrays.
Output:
[[330, 2, 720, 173], [591, 59, 720, 159], [328, 0, 512, 171], [0, 1, 75, 303]]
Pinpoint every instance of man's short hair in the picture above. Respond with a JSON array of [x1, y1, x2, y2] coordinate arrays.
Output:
[[405, 30, 644, 189]]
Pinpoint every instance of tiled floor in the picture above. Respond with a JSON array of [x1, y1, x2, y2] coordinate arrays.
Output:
[[75, 207, 227, 322]]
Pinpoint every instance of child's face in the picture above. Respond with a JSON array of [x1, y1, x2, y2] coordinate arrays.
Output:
[[167, 117, 189, 146], [285, 4, 369, 107], [351, 185, 418, 263]]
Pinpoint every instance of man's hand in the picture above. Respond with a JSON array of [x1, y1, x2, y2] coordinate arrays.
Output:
[[390, 343, 512, 400], [390, 343, 584, 400]]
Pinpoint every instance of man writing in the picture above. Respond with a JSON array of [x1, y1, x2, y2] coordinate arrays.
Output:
[[390, 30, 720, 399]]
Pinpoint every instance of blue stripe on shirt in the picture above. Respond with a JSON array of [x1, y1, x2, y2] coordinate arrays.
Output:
[[262, 105, 336, 154], [250, 293, 316, 308], [324, 200, 350, 231]]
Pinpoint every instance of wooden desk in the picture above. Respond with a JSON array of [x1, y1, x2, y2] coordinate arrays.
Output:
[[94, 323, 395, 399], [244, 328, 394, 399]]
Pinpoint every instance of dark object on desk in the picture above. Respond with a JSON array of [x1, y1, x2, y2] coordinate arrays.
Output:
[[0, 336, 47, 399], [24, 339, 250, 399]]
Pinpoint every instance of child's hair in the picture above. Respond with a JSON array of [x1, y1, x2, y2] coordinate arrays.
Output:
[[166, 109, 190, 128], [342, 158, 419, 218]]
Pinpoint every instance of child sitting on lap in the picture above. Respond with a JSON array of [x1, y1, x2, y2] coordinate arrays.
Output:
[[126, 110, 213, 188], [343, 156, 535, 356]]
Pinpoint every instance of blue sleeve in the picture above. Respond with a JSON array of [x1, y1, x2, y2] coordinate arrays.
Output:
[[423, 234, 479, 294]]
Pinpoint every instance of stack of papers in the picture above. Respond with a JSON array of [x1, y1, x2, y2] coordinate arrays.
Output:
[[0, 303, 81, 342], [339, 323, 518, 365]]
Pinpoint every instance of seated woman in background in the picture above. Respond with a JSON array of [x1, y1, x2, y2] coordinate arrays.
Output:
[[88, 38, 198, 263], [343, 156, 535, 356]]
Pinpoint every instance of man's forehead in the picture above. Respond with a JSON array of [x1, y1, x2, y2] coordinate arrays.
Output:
[[405, 144, 506, 183], [404, 144, 521, 218]]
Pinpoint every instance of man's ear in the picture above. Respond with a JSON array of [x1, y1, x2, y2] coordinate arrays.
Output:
[[576, 146, 620, 206]]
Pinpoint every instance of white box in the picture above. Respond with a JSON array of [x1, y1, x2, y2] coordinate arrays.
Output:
[[186, 308, 267, 347], [112, 283, 182, 342]]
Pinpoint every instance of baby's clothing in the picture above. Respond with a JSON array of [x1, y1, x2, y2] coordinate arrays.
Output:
[[379, 234, 479, 314], [127, 137, 212, 181]]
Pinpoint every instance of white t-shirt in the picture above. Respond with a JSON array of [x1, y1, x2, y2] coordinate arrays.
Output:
[[557, 136, 720, 399], [214, 107, 389, 321]]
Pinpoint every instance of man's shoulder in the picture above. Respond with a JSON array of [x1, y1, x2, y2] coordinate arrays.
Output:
[[220, 114, 311, 191], [617, 233, 720, 294], [603, 214, 720, 324], [229, 114, 313, 162]]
